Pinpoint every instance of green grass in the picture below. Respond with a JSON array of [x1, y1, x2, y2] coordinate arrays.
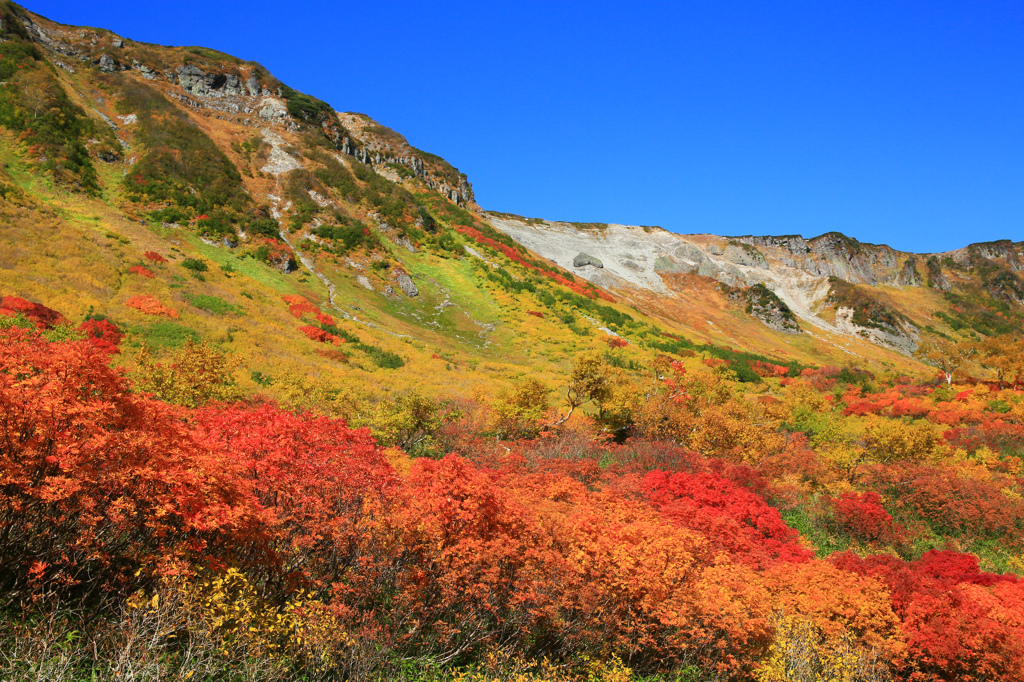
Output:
[[184, 293, 243, 316], [131, 321, 201, 349]]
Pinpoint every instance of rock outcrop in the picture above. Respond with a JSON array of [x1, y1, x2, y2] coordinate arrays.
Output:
[[394, 270, 419, 297], [573, 252, 604, 268], [743, 283, 801, 334], [895, 257, 922, 287]]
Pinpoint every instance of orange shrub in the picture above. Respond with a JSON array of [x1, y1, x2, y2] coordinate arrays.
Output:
[[125, 295, 178, 318]]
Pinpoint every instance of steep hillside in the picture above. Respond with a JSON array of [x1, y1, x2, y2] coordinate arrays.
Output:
[[4, 5, 1024, 682], [487, 214, 1024, 361]]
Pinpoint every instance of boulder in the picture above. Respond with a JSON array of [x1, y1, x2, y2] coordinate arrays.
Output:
[[653, 255, 684, 273], [394, 271, 419, 297], [96, 53, 118, 73], [573, 252, 603, 268], [673, 242, 705, 264], [724, 243, 769, 269]]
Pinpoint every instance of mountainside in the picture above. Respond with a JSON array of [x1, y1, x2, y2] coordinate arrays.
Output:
[[4, 5, 1024, 681], [0, 1, 1022, 388]]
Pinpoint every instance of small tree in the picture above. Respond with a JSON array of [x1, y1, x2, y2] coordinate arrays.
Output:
[[975, 334, 1024, 389], [914, 337, 976, 386], [134, 340, 239, 407]]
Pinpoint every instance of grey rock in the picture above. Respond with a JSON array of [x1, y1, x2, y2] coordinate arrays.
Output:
[[707, 244, 724, 256], [724, 243, 769, 269], [112, 38, 124, 48], [653, 255, 684, 273], [133, 60, 158, 80], [697, 261, 718, 278], [259, 99, 288, 121], [223, 74, 243, 96], [246, 74, 261, 97], [270, 252, 296, 274], [744, 285, 801, 334], [747, 234, 811, 255], [222, 236, 237, 249], [573, 252, 604, 268], [97, 149, 120, 163], [895, 257, 922, 286], [176, 65, 206, 93], [394, 271, 419, 297], [96, 53, 118, 73], [673, 242, 705, 264]]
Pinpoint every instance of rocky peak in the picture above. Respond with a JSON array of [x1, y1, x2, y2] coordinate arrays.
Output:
[[895, 257, 922, 287]]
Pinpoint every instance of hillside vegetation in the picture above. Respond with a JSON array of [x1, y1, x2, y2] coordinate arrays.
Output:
[[1, 3, 1024, 681]]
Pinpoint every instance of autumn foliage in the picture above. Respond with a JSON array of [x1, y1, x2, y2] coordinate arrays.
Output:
[[126, 294, 179, 318], [2, 321, 1024, 680]]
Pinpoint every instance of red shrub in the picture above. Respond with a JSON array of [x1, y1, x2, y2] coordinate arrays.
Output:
[[0, 295, 66, 328], [77, 318, 122, 356], [832, 551, 1024, 682], [0, 327, 255, 602], [865, 464, 1024, 538], [890, 397, 931, 419], [604, 336, 628, 348], [830, 491, 902, 544], [945, 420, 1024, 459], [644, 470, 812, 567], [751, 361, 790, 378], [299, 325, 341, 345], [128, 265, 155, 278], [526, 310, 545, 318], [143, 251, 167, 263]]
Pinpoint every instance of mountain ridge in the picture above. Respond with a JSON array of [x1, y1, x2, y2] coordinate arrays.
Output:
[[1, 0, 1022, 382]]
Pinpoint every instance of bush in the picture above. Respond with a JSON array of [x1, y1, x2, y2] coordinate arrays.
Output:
[[184, 293, 242, 316], [180, 258, 208, 272]]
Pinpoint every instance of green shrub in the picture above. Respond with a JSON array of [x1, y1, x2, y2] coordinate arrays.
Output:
[[133, 321, 201, 348], [355, 343, 405, 369], [184, 293, 242, 316], [180, 258, 208, 272]]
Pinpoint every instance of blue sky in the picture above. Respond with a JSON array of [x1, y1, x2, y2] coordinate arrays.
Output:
[[30, 0, 1024, 253]]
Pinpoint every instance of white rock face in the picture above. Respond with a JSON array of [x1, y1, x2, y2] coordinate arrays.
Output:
[[259, 129, 303, 175], [485, 215, 858, 339]]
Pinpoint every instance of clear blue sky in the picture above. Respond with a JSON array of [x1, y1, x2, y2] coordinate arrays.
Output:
[[29, 0, 1024, 253]]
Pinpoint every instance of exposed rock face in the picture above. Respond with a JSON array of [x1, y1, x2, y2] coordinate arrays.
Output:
[[895, 257, 922, 286], [725, 243, 769, 269], [653, 255, 686, 273], [258, 98, 289, 122], [967, 241, 1024, 271], [834, 306, 918, 354], [741, 233, 898, 284], [986, 270, 1024, 304], [176, 65, 247, 98], [573, 252, 604, 268], [743, 284, 801, 334], [271, 252, 296, 274], [674, 243, 705, 264], [394, 271, 419, 297], [96, 53, 119, 73], [259, 129, 302, 174], [926, 257, 951, 291]]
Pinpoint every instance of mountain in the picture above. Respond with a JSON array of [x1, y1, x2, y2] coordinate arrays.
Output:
[[3, 5, 1024, 681], [0, 1, 1022, 393]]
